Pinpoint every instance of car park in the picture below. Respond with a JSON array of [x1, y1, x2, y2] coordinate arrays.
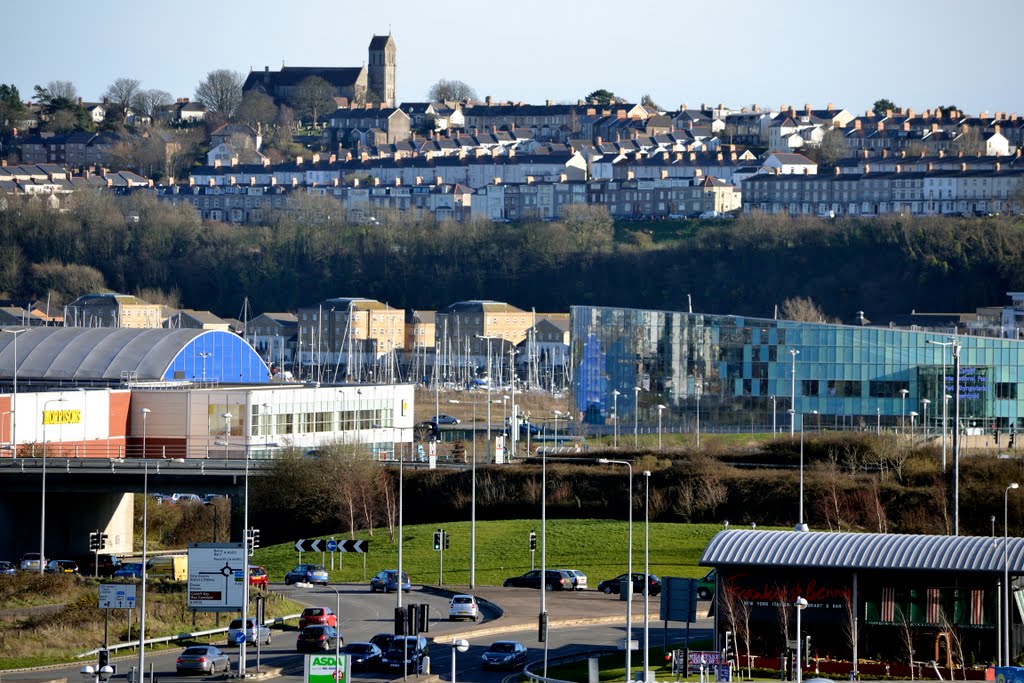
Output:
[[430, 414, 460, 424], [597, 572, 662, 596], [0, 561, 16, 575], [381, 635, 428, 674], [342, 642, 383, 671], [370, 569, 411, 593], [502, 569, 570, 591], [296, 625, 342, 652], [299, 606, 337, 629], [284, 563, 329, 586], [176, 645, 230, 675], [249, 565, 268, 590], [557, 569, 588, 590], [45, 559, 79, 574], [227, 617, 271, 646], [481, 640, 529, 670], [113, 562, 143, 579], [448, 594, 480, 621], [19, 553, 45, 571]]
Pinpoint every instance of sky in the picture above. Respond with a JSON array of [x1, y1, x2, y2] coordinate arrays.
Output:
[[7, 0, 1024, 117]]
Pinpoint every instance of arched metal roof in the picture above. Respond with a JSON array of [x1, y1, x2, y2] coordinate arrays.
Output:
[[699, 529, 1024, 574], [0, 328, 269, 383]]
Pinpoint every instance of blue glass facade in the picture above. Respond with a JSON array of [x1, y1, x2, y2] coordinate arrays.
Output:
[[570, 306, 1024, 432], [164, 330, 270, 384]]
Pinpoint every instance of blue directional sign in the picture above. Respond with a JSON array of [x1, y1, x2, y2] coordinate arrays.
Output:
[[233, 630, 247, 644], [326, 539, 338, 552]]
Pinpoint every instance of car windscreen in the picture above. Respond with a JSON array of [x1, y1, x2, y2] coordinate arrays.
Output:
[[453, 597, 472, 604], [345, 644, 372, 653], [489, 643, 516, 653], [303, 608, 324, 615]]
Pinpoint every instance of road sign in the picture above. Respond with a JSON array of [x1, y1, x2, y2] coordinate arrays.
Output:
[[187, 543, 246, 611], [305, 654, 349, 683], [99, 584, 136, 609], [233, 630, 247, 644], [660, 577, 699, 622], [296, 539, 369, 553]]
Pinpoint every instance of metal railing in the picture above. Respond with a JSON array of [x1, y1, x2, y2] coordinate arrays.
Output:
[[523, 646, 617, 683]]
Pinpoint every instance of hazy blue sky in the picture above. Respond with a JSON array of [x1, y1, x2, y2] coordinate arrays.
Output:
[[8, 0, 1023, 116]]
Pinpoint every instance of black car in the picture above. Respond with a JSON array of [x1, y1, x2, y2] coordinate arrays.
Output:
[[296, 625, 342, 652], [481, 640, 529, 670], [502, 569, 571, 591], [369, 632, 395, 653], [342, 642, 383, 671], [381, 635, 429, 674], [597, 572, 662, 596]]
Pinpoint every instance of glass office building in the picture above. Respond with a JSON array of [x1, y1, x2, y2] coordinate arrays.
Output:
[[570, 305, 1024, 433]]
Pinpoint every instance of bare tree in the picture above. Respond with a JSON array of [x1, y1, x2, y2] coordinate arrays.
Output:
[[103, 77, 144, 119], [951, 127, 984, 156], [195, 69, 244, 118], [938, 611, 966, 680], [427, 79, 478, 103], [561, 204, 614, 253], [896, 606, 916, 681], [775, 585, 792, 653], [290, 76, 337, 127], [137, 89, 172, 119], [780, 296, 830, 323], [43, 80, 78, 103], [840, 590, 859, 676], [817, 128, 848, 166], [234, 90, 277, 129]]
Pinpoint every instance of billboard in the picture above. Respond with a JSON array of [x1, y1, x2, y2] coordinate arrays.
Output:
[[187, 543, 246, 611]]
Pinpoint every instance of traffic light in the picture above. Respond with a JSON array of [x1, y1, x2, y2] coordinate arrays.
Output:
[[249, 528, 260, 551], [805, 635, 812, 667], [97, 649, 109, 670], [406, 603, 420, 635], [724, 630, 735, 665], [99, 533, 108, 550], [443, 531, 449, 550], [433, 530, 442, 551], [529, 530, 537, 551], [89, 531, 101, 551]]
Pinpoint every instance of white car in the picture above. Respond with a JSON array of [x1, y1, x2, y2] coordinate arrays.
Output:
[[559, 569, 588, 591], [448, 594, 480, 621]]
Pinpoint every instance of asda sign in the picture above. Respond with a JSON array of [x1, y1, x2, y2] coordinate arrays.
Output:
[[304, 654, 349, 683]]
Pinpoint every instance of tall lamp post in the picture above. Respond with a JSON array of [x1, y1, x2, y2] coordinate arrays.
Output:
[[40, 396, 67, 574], [656, 404, 666, 451], [643, 470, 652, 683], [450, 639, 470, 683], [794, 597, 808, 683], [789, 409, 815, 532], [198, 351, 212, 382], [789, 350, 800, 436], [1006, 482, 1019, 666], [137, 460, 150, 683], [3, 328, 25, 458], [921, 399, 931, 443], [909, 411, 919, 440], [612, 390, 621, 448], [598, 458, 634, 683], [313, 585, 342, 681], [141, 408, 150, 458], [633, 386, 641, 449], [449, 398, 479, 588], [928, 338, 955, 470], [770, 395, 776, 440], [899, 388, 909, 431]]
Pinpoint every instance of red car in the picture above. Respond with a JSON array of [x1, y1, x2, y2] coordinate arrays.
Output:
[[299, 606, 337, 629], [250, 566, 269, 591]]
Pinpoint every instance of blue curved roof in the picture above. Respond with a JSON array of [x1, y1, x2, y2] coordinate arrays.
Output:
[[0, 328, 269, 383], [699, 529, 1024, 574]]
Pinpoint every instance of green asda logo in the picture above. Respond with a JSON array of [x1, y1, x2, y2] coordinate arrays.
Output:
[[312, 657, 338, 666]]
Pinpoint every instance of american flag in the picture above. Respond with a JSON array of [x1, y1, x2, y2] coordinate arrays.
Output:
[[971, 589, 985, 624], [881, 586, 895, 622], [927, 588, 941, 624]]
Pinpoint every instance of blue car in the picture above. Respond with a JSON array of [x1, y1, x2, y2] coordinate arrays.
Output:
[[285, 564, 329, 586], [0, 561, 16, 575], [113, 562, 143, 579], [370, 569, 411, 593]]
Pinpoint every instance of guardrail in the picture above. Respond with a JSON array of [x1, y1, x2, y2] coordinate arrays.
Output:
[[523, 646, 617, 683], [77, 613, 302, 658]]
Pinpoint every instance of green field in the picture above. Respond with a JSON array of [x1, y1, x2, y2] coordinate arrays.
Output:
[[252, 519, 724, 586]]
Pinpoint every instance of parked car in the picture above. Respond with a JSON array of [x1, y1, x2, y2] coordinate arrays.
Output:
[[202, 494, 225, 505], [381, 635, 429, 674], [45, 559, 79, 574], [369, 632, 395, 653], [79, 554, 122, 577], [557, 569, 588, 591], [146, 555, 188, 580], [284, 564, 329, 586], [249, 565, 268, 590], [299, 606, 337, 629], [448, 594, 480, 621], [342, 642, 383, 671], [227, 617, 272, 646], [481, 640, 529, 670], [502, 569, 570, 591], [176, 645, 230, 675], [697, 569, 716, 600], [0, 561, 16, 575], [597, 572, 662, 596], [19, 553, 45, 571], [296, 625, 342, 652], [430, 414, 460, 425], [169, 493, 202, 504], [370, 569, 411, 593], [113, 562, 143, 579]]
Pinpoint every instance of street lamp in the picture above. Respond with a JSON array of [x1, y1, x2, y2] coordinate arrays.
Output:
[[656, 404, 666, 451], [643, 470, 652, 683], [789, 409, 815, 532], [795, 596, 808, 683], [449, 398, 479, 588], [40, 396, 67, 574], [2, 328, 25, 458], [612, 390, 621, 448], [876, 407, 881, 436], [696, 390, 701, 450], [553, 410, 562, 450], [450, 638, 470, 683], [899, 388, 909, 432], [198, 351, 212, 382], [921, 399, 931, 442], [598, 458, 634, 683], [309, 584, 342, 681], [909, 411, 919, 439], [770, 395, 777, 441], [1005, 483, 1018, 666], [138, 460, 150, 683], [789, 349, 800, 436], [633, 386, 641, 449], [141, 408, 151, 458], [943, 394, 952, 470], [928, 338, 955, 470]]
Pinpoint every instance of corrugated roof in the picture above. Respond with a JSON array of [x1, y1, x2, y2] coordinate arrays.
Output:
[[699, 529, 1024, 573]]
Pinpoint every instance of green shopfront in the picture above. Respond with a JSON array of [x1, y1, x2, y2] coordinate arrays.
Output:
[[570, 306, 1024, 434]]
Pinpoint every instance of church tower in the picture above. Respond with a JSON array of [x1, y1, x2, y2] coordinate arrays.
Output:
[[367, 34, 396, 108]]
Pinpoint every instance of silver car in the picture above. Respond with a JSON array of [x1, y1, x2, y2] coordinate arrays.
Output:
[[558, 569, 588, 591], [227, 617, 271, 646]]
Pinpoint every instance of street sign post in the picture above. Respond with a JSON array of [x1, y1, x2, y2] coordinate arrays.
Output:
[[98, 584, 136, 649], [187, 543, 246, 611], [304, 654, 349, 683]]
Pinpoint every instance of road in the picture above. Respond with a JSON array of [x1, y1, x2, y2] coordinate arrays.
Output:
[[2, 583, 710, 683]]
